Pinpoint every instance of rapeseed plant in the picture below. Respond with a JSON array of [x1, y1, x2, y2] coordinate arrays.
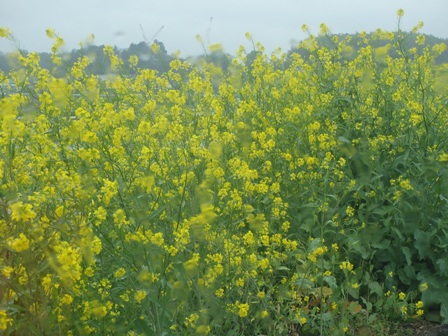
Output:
[[1, 12, 447, 334]]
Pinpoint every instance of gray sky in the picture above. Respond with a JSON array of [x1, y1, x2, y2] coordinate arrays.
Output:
[[1, 0, 447, 56]]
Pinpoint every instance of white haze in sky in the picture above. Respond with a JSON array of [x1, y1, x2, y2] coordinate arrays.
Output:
[[0, 0, 447, 56]]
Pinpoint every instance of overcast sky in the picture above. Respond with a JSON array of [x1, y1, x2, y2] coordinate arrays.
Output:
[[1, 0, 447, 56]]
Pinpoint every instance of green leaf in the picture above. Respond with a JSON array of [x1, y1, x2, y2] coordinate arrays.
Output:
[[414, 229, 432, 259], [276, 266, 290, 272], [368, 281, 383, 297], [436, 258, 448, 276], [391, 227, 404, 241], [403, 264, 416, 280], [371, 239, 390, 250], [401, 246, 412, 265], [372, 207, 392, 216], [323, 276, 337, 290], [294, 278, 313, 290], [348, 287, 360, 300], [134, 317, 155, 334], [0, 304, 27, 312], [441, 302, 448, 323], [338, 136, 351, 144], [366, 302, 373, 313]]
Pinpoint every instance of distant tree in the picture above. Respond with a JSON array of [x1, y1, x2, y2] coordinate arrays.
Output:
[[287, 32, 448, 65], [0, 33, 445, 76], [0, 52, 11, 73], [119, 40, 173, 74], [204, 49, 231, 72]]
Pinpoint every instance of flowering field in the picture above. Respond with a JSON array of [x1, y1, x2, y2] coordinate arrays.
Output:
[[1, 15, 448, 335]]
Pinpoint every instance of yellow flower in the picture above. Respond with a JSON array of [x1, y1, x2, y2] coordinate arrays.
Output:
[[114, 268, 126, 278], [243, 231, 255, 245], [138, 269, 159, 284], [345, 206, 355, 217], [134, 290, 147, 303], [1, 266, 14, 278], [151, 42, 160, 54], [128, 55, 139, 67], [7, 233, 30, 252], [237, 302, 249, 318], [120, 292, 130, 302], [215, 288, 224, 298], [208, 43, 223, 52], [196, 325, 211, 334], [60, 294, 73, 305], [0, 27, 11, 38], [45, 28, 55, 38], [236, 278, 245, 287], [10, 202, 36, 222], [339, 261, 354, 272], [113, 208, 129, 227], [258, 258, 270, 270], [416, 35, 426, 46], [91, 300, 108, 318], [419, 283, 428, 292], [399, 178, 413, 191], [0, 310, 13, 331], [397, 9, 405, 17], [84, 267, 94, 277], [184, 313, 199, 328], [438, 153, 448, 162], [319, 23, 330, 35], [183, 253, 200, 274], [398, 292, 406, 300]]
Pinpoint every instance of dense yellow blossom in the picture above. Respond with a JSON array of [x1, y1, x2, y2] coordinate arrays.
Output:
[[0, 20, 446, 335], [7, 233, 30, 252], [339, 261, 354, 272]]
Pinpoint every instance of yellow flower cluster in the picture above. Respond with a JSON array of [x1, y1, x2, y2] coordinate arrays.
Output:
[[7, 233, 30, 252], [0, 310, 13, 331]]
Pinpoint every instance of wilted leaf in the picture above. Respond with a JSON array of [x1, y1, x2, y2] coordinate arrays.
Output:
[[348, 301, 363, 314]]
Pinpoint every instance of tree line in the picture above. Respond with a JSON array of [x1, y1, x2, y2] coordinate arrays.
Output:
[[0, 33, 446, 76]]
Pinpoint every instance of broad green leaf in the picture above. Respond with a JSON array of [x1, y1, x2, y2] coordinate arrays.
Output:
[[401, 246, 412, 265], [368, 281, 383, 297], [414, 229, 432, 259], [323, 276, 337, 290], [441, 302, 448, 323]]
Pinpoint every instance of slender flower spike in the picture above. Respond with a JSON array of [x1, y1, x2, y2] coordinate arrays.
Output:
[[45, 28, 55, 38], [0, 27, 11, 38]]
